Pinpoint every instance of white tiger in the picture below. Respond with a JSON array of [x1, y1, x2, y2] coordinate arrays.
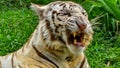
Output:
[[0, 1, 93, 68]]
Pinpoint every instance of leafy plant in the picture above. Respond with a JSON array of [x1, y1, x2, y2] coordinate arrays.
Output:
[[98, 0, 120, 21]]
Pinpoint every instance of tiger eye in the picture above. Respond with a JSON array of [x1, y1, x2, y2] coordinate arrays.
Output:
[[82, 11, 87, 16]]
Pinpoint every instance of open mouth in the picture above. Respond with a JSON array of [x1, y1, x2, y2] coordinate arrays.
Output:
[[68, 32, 85, 47]]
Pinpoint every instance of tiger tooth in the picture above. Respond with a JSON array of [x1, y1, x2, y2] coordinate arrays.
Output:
[[73, 32, 76, 38], [83, 38, 85, 42], [74, 39, 77, 44]]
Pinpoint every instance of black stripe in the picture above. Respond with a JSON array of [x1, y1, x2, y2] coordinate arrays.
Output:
[[34, 64, 42, 68], [18, 64, 22, 68], [60, 3, 65, 6], [11, 54, 14, 68], [57, 17, 62, 21], [0, 60, 2, 68], [45, 20, 56, 41], [32, 45, 59, 68], [52, 11, 57, 22], [80, 57, 85, 68]]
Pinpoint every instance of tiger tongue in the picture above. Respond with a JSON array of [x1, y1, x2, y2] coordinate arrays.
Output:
[[74, 39, 84, 47], [75, 42, 84, 47]]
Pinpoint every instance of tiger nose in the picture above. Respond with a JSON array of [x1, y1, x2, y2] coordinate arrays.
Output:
[[77, 23, 87, 31]]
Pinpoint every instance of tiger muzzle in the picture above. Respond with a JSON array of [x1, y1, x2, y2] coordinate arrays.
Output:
[[68, 16, 90, 47], [75, 16, 88, 31]]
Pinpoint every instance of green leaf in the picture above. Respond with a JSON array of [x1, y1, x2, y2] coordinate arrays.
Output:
[[98, 0, 120, 21]]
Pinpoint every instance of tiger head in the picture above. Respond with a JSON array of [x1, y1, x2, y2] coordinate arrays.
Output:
[[31, 1, 93, 55]]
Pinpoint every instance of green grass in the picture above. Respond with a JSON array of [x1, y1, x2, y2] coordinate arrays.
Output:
[[0, 0, 120, 68], [86, 32, 120, 68], [0, 7, 38, 55]]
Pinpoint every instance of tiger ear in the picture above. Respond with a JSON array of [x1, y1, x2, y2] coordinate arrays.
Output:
[[31, 3, 46, 20]]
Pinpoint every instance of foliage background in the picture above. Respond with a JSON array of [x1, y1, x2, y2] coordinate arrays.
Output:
[[0, 0, 120, 68]]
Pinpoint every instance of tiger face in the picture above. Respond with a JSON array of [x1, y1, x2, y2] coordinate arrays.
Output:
[[31, 1, 93, 55]]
